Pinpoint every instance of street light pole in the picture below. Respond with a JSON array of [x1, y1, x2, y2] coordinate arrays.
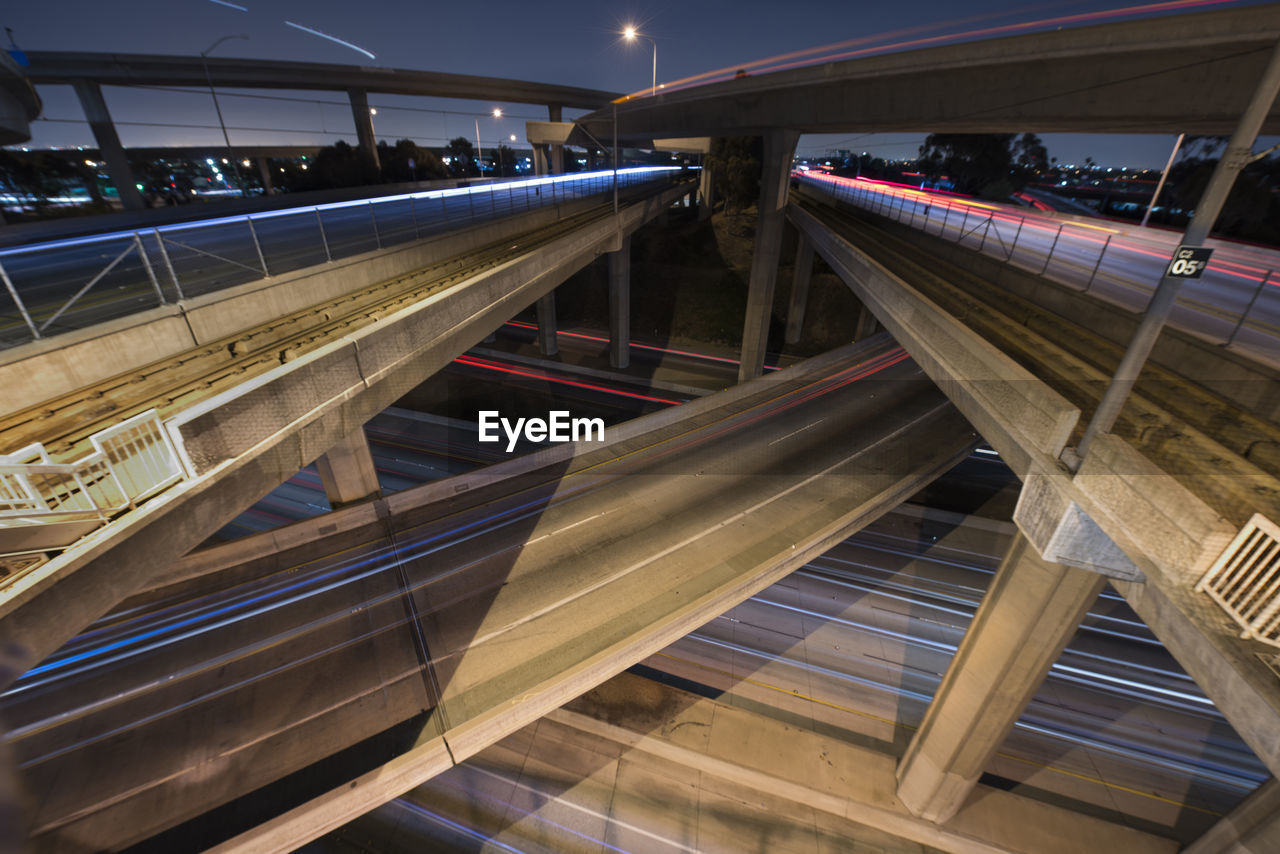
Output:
[[201, 34, 249, 197], [1140, 133, 1184, 228], [623, 27, 658, 97]]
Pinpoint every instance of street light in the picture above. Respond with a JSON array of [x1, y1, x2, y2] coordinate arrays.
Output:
[[201, 34, 250, 196], [623, 26, 657, 97], [472, 108, 503, 177]]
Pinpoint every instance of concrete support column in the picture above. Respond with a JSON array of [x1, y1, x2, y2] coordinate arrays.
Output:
[[738, 129, 801, 383], [854, 302, 879, 341], [609, 234, 632, 369], [72, 80, 145, 212], [785, 232, 814, 345], [536, 290, 558, 356], [348, 88, 381, 171], [315, 428, 381, 509], [698, 163, 715, 221], [532, 144, 549, 176], [896, 532, 1105, 823], [1184, 778, 1280, 854], [256, 157, 274, 195], [548, 103, 564, 174]]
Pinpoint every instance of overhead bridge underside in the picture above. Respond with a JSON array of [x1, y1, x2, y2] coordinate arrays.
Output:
[[9, 338, 975, 852]]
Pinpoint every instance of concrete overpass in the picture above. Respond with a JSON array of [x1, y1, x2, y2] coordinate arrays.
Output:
[[0, 172, 695, 677], [578, 4, 1280, 141], [21, 50, 618, 210], [6, 338, 976, 851], [4, 4, 1280, 852]]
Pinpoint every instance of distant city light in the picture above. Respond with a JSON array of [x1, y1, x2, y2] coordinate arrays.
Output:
[[492, 108, 502, 118], [242, 159, 251, 167], [509, 134, 517, 142]]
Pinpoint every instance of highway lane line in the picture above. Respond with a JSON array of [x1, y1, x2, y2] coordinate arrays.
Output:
[[768, 419, 825, 446]]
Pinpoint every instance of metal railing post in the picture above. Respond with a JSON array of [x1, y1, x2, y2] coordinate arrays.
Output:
[[1084, 234, 1113, 292], [246, 217, 269, 276], [1007, 218, 1025, 263], [1227, 270, 1274, 347], [152, 229, 183, 300], [315, 210, 332, 262], [369, 202, 381, 249], [132, 234, 166, 305], [978, 217, 991, 252], [1041, 224, 1064, 274], [0, 259, 40, 341], [941, 201, 953, 237]]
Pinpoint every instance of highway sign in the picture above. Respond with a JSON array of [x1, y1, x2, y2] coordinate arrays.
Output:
[[1166, 245, 1213, 278]]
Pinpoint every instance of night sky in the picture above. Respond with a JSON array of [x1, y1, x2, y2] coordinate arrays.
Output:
[[4, 0, 1275, 167]]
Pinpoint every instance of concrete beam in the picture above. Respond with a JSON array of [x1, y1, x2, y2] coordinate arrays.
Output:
[[609, 233, 631, 369], [348, 88, 380, 170], [315, 428, 381, 508], [785, 232, 814, 345], [535, 290, 558, 356], [71, 81, 144, 212], [1184, 778, 1280, 854], [256, 157, 274, 195], [547, 673, 1177, 854], [0, 181, 696, 684], [738, 129, 800, 383], [186, 343, 975, 854], [698, 163, 714, 220], [896, 532, 1106, 823], [787, 201, 1080, 478]]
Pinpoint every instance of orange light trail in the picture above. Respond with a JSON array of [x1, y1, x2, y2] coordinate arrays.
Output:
[[617, 0, 1243, 101]]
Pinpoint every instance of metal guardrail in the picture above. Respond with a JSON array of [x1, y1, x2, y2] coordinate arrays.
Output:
[[796, 171, 1280, 368], [0, 410, 186, 556], [0, 168, 684, 350], [1197, 514, 1280, 649]]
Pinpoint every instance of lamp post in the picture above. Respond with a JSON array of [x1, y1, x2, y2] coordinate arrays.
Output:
[[623, 26, 657, 97], [201, 34, 249, 196], [473, 107, 502, 177]]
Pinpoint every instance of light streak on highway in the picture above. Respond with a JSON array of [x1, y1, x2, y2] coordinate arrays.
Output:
[[798, 170, 1280, 366], [617, 0, 1242, 99]]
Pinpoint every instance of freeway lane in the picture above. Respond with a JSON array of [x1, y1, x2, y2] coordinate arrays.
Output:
[[799, 172, 1280, 368], [4, 337, 975, 851]]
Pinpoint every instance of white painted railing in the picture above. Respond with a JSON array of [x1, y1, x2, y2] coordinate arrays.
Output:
[[0, 410, 186, 555], [1197, 513, 1280, 649]]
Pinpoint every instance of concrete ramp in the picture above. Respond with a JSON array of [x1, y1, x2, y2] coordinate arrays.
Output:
[[8, 337, 975, 852]]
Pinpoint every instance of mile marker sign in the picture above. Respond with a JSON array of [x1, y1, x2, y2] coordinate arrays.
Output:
[[1166, 245, 1213, 279]]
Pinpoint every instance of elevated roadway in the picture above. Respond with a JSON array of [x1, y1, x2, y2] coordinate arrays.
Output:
[[3, 337, 974, 851], [0, 175, 694, 682], [786, 181, 1280, 791], [577, 4, 1280, 142], [23, 51, 616, 110]]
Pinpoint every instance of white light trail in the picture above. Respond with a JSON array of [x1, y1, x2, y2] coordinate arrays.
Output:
[[284, 20, 376, 60]]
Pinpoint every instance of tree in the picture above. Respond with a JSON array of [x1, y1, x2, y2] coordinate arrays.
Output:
[[491, 144, 517, 178], [444, 137, 479, 177], [378, 139, 448, 183], [706, 136, 762, 214], [917, 133, 1050, 200]]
